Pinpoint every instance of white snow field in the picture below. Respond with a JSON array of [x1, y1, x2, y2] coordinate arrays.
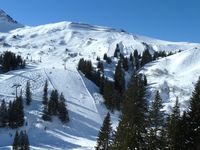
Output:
[[140, 48, 200, 113], [0, 9, 199, 149]]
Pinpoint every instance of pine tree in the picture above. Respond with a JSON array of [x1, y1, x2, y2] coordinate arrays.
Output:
[[148, 91, 165, 150], [103, 80, 115, 110], [167, 97, 181, 150], [114, 61, 125, 94], [0, 100, 8, 127], [16, 95, 24, 127], [95, 112, 112, 150], [103, 53, 108, 60], [58, 100, 69, 123], [25, 81, 32, 105], [43, 80, 48, 105], [179, 111, 189, 150], [141, 49, 152, 67], [48, 90, 59, 115], [114, 44, 120, 58], [149, 91, 165, 128], [23, 131, 30, 150], [133, 50, 140, 70], [12, 130, 19, 150], [122, 57, 129, 71], [42, 105, 51, 121], [186, 77, 200, 149], [111, 74, 148, 149]]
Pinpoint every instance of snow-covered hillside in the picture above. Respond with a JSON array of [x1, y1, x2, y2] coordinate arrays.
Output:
[[0, 9, 199, 149], [140, 47, 200, 113]]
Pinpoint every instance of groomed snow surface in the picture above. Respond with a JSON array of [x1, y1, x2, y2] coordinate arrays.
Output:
[[0, 20, 199, 149]]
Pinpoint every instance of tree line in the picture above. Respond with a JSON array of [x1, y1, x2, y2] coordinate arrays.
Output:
[[95, 75, 200, 150], [0, 51, 25, 73]]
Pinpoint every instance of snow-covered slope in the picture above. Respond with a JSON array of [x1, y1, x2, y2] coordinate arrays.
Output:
[[140, 47, 200, 112], [0, 10, 199, 149], [0, 9, 23, 32]]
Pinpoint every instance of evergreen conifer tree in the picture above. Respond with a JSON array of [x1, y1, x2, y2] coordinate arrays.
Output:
[[114, 61, 125, 94], [141, 49, 152, 67], [25, 81, 32, 105], [43, 80, 48, 105], [95, 112, 112, 150], [0, 100, 8, 127], [167, 97, 181, 150], [12, 130, 19, 150], [185, 77, 200, 149], [148, 91, 165, 150], [111, 74, 148, 149], [58, 100, 69, 123], [42, 105, 51, 121], [48, 90, 59, 115]]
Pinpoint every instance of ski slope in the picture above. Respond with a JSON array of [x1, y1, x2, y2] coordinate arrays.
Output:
[[0, 10, 198, 149]]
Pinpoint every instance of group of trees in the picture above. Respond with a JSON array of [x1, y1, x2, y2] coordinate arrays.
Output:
[[0, 51, 25, 72], [96, 75, 200, 149], [13, 130, 29, 150], [0, 94, 24, 129], [42, 80, 69, 123], [78, 58, 102, 87]]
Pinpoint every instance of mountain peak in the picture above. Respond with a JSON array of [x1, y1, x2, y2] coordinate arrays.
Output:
[[0, 9, 23, 32]]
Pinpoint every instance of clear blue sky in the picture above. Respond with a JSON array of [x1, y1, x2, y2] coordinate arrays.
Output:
[[0, 0, 199, 43]]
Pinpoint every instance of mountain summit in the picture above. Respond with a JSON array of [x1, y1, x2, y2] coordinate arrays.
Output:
[[0, 9, 23, 32]]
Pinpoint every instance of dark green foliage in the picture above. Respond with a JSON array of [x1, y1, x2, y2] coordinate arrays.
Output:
[[25, 81, 32, 105], [0, 51, 25, 72], [78, 58, 92, 79], [43, 89, 69, 123], [141, 49, 152, 67], [12, 130, 19, 150], [0, 100, 8, 127], [185, 77, 200, 149], [103, 79, 120, 111], [153, 51, 167, 60], [149, 91, 165, 128], [97, 61, 104, 73], [78, 58, 102, 87], [148, 91, 165, 150], [95, 113, 112, 150], [114, 44, 120, 58], [103, 53, 108, 60], [111, 74, 148, 149], [114, 61, 125, 94], [96, 56, 100, 61], [106, 57, 112, 64], [167, 97, 182, 150], [48, 90, 59, 115], [118, 55, 129, 71], [12, 130, 30, 150], [58, 99, 69, 123], [8, 96, 24, 128], [133, 49, 140, 70], [42, 80, 48, 105], [42, 105, 51, 121]]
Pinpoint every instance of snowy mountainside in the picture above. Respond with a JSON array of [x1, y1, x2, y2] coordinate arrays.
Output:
[[0, 9, 23, 32], [0, 12, 199, 149], [140, 47, 200, 112]]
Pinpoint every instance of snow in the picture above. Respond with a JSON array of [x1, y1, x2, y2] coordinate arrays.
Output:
[[0, 11, 198, 149], [140, 48, 200, 113]]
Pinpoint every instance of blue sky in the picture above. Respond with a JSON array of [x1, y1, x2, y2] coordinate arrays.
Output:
[[0, 0, 199, 42]]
